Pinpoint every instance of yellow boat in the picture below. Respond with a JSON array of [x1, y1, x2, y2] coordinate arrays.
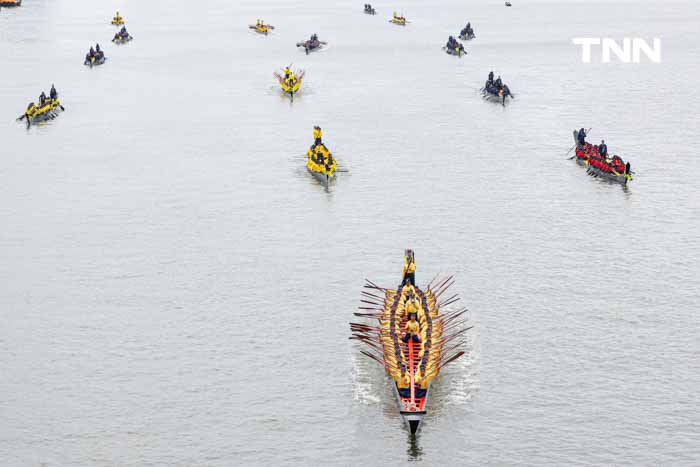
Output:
[[249, 22, 274, 35], [349, 250, 471, 434], [389, 14, 407, 26], [18, 98, 64, 127], [306, 142, 336, 187], [274, 68, 305, 99]]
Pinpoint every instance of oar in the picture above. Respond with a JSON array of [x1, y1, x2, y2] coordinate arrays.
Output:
[[567, 128, 591, 159]]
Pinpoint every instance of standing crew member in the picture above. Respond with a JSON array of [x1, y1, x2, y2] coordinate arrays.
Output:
[[598, 140, 608, 159], [402, 251, 416, 286], [577, 128, 587, 145], [49, 84, 57, 100], [313, 126, 322, 146]]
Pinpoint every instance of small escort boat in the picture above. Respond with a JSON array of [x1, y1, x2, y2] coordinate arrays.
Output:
[[572, 130, 632, 185], [350, 250, 471, 434]]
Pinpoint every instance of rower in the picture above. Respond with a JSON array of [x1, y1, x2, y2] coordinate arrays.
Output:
[[311, 33, 318, 42], [598, 140, 608, 158], [96, 43, 101, 53], [49, 84, 57, 100], [488, 71, 494, 84], [26, 102, 36, 116], [495, 76, 503, 90], [39, 91, 47, 106], [405, 295, 420, 318], [89, 46, 95, 56], [402, 313, 421, 343]]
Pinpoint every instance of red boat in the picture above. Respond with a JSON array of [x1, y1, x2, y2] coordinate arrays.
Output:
[[572, 130, 633, 185]]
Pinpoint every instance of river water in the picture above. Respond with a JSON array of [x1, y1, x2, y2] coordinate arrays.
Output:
[[1, 0, 699, 465]]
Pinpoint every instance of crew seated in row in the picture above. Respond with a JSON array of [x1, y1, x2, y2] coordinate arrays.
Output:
[[307, 147, 336, 175], [86, 44, 104, 61], [112, 11, 123, 23], [392, 12, 405, 21], [446, 36, 464, 52], [460, 22, 474, 38], [114, 27, 130, 41], [23, 85, 58, 118], [256, 19, 267, 28], [485, 71, 511, 96], [364, 4, 374, 12], [309, 33, 319, 43], [402, 313, 421, 343]]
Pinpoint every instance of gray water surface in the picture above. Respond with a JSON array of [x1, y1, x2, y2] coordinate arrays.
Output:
[[1, 0, 699, 466]]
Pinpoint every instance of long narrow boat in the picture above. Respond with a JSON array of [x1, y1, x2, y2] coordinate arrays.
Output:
[[249, 23, 275, 35], [18, 99, 64, 127], [350, 250, 471, 434], [305, 139, 336, 188], [482, 81, 513, 105], [296, 38, 326, 55], [572, 130, 632, 185], [389, 16, 408, 26], [0, 0, 22, 6], [274, 68, 305, 100]]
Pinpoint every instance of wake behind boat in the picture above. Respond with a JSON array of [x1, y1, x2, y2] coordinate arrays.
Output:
[[572, 129, 632, 185], [350, 250, 471, 434]]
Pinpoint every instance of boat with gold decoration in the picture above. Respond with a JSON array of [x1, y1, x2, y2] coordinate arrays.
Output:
[[350, 250, 472, 433]]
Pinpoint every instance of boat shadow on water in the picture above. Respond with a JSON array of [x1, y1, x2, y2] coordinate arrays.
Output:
[[407, 433, 424, 460]]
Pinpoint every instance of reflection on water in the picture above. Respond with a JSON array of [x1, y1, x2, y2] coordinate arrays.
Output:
[[407, 433, 423, 461]]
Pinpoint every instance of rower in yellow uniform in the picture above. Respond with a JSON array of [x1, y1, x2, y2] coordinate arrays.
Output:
[[313, 125, 322, 146], [402, 313, 421, 343], [404, 294, 421, 318], [112, 11, 124, 25]]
